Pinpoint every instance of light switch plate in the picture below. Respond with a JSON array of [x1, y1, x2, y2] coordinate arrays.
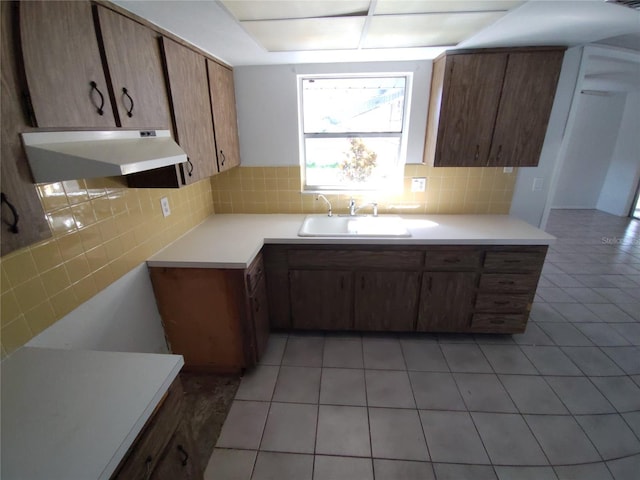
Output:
[[411, 177, 426, 192], [532, 178, 544, 192], [160, 197, 171, 217]]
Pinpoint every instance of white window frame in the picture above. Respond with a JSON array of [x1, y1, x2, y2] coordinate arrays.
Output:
[[297, 73, 413, 194]]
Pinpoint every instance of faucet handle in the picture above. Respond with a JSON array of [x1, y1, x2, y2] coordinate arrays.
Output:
[[372, 202, 378, 217]]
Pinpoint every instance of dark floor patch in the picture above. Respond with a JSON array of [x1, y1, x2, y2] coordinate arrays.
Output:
[[179, 372, 241, 464]]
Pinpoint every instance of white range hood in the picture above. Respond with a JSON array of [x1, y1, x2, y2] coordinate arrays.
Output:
[[21, 130, 187, 183]]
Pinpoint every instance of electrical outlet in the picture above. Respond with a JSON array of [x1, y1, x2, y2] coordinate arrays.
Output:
[[411, 177, 426, 192], [503, 167, 513, 174], [532, 178, 544, 192], [160, 197, 171, 217]]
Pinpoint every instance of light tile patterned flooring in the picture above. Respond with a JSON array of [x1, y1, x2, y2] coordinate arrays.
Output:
[[205, 210, 640, 480]]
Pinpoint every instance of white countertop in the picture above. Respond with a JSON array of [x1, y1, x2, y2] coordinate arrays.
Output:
[[1, 347, 184, 480], [147, 214, 555, 269]]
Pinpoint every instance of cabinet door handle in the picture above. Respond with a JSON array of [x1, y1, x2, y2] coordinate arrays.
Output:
[[1, 192, 20, 234], [187, 157, 194, 177], [474, 145, 479, 162], [145, 455, 153, 479], [340, 276, 345, 290], [254, 297, 260, 313], [89, 81, 105, 116], [427, 275, 433, 292], [443, 258, 460, 264], [504, 259, 520, 264], [220, 149, 226, 166], [361, 275, 365, 289], [489, 319, 505, 325], [498, 280, 515, 285], [496, 144, 503, 163], [122, 87, 134, 117], [177, 444, 189, 466], [493, 300, 510, 305]]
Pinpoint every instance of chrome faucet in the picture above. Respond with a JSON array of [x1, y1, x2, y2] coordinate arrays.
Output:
[[349, 197, 378, 217], [316, 194, 332, 217]]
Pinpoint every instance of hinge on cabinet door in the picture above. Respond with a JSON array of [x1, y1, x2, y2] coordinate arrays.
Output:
[[22, 92, 37, 126]]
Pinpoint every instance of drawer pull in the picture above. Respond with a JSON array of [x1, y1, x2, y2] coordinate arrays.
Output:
[[504, 259, 521, 264], [489, 319, 505, 325], [498, 280, 515, 285], [177, 444, 189, 466], [493, 300, 510, 305], [444, 258, 461, 263]]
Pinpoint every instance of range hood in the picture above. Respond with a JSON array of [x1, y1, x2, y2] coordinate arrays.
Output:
[[21, 130, 187, 183]]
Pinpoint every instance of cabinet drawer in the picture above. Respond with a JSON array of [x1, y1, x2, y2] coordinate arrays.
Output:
[[424, 249, 482, 270], [479, 274, 539, 293], [112, 379, 183, 479], [475, 293, 531, 313], [470, 313, 527, 333], [288, 249, 423, 269], [246, 253, 264, 293], [483, 251, 545, 272]]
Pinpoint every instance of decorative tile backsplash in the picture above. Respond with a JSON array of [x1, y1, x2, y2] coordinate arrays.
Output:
[[1, 164, 516, 356], [0, 177, 214, 355], [210, 165, 517, 216]]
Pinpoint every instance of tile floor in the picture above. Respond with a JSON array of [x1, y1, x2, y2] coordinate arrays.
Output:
[[205, 209, 640, 480]]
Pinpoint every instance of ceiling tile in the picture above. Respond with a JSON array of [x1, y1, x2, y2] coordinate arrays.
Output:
[[222, 0, 371, 21], [374, 0, 522, 15], [363, 11, 506, 48], [241, 17, 366, 51]]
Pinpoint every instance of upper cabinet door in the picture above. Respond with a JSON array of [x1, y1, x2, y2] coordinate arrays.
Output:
[[207, 60, 241, 173], [436, 53, 506, 167], [161, 37, 216, 184], [95, 6, 172, 130], [489, 51, 564, 167], [19, 1, 116, 128]]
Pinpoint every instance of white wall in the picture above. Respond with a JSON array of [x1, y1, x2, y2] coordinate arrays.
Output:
[[27, 264, 168, 354], [552, 92, 626, 209], [234, 61, 432, 166], [597, 92, 640, 216], [509, 47, 582, 227]]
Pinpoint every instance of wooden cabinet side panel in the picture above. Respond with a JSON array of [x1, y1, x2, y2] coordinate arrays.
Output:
[[489, 50, 564, 167], [149, 268, 244, 369], [19, 0, 116, 128], [161, 37, 216, 184], [1, 1, 51, 255], [96, 5, 172, 130], [423, 55, 446, 166], [418, 272, 478, 331], [207, 60, 241, 173], [289, 270, 353, 330], [436, 53, 507, 167], [354, 271, 420, 331]]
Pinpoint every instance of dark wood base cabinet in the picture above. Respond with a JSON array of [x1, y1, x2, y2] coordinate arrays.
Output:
[[111, 378, 202, 480], [263, 244, 547, 335]]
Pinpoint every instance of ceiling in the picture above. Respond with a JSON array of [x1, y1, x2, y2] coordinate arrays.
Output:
[[113, 0, 640, 66]]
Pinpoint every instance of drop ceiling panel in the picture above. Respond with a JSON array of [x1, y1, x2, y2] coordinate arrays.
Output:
[[364, 11, 506, 48], [374, 0, 522, 15], [222, 0, 371, 21], [242, 17, 366, 51]]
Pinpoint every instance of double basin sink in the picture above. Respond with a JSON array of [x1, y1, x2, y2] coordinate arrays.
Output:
[[298, 214, 411, 238]]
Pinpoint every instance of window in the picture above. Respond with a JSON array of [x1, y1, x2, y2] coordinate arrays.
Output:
[[298, 74, 411, 192]]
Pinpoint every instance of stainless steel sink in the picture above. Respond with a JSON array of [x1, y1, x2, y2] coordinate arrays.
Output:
[[298, 214, 411, 237]]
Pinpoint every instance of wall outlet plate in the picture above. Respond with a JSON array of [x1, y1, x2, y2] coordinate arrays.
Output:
[[411, 177, 426, 192], [160, 197, 171, 217], [503, 167, 514, 173]]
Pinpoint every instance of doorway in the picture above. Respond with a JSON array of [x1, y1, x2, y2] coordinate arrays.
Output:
[[632, 181, 640, 219]]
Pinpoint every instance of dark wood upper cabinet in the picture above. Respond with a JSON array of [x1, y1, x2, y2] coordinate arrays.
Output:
[[489, 51, 564, 167], [161, 37, 217, 184], [19, 1, 116, 128], [424, 48, 564, 167], [95, 5, 172, 130], [1, 1, 51, 256], [207, 60, 241, 173]]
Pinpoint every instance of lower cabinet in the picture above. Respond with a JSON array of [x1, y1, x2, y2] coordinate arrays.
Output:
[[418, 272, 477, 331], [354, 271, 420, 331], [290, 269, 353, 330], [111, 377, 202, 480], [148, 253, 269, 372], [264, 244, 547, 335]]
